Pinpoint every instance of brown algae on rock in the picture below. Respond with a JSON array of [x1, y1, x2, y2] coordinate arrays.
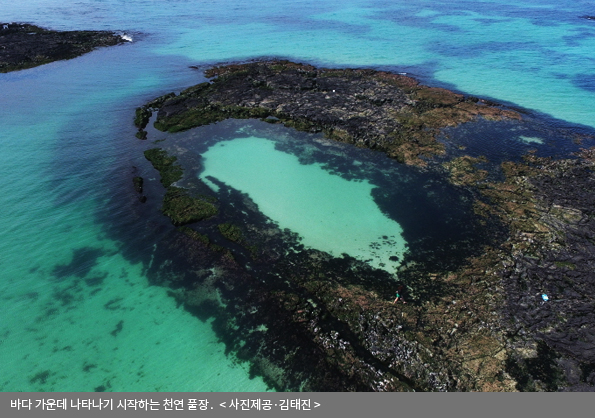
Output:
[[132, 61, 595, 391], [148, 60, 520, 166]]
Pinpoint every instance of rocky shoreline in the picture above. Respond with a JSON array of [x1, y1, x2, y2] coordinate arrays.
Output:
[[135, 60, 520, 165], [0, 23, 129, 73], [133, 61, 595, 391]]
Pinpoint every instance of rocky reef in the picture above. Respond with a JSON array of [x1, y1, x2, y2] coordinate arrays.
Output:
[[0, 23, 128, 73], [138, 60, 519, 166], [143, 148, 218, 226], [475, 151, 595, 391], [133, 61, 595, 391]]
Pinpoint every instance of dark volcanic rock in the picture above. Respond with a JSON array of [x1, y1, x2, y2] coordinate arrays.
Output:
[[132, 61, 595, 392], [0, 22, 129, 72], [149, 60, 520, 166], [462, 150, 595, 391]]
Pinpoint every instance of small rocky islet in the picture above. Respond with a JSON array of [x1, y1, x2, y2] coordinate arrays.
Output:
[[133, 60, 595, 392], [0, 22, 129, 73]]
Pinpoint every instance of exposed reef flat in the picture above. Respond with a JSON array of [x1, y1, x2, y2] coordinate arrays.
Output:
[[438, 149, 595, 391], [136, 60, 519, 166], [133, 61, 595, 391], [0, 23, 128, 73]]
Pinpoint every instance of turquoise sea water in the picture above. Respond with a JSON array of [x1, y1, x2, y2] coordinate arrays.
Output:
[[1, 0, 594, 391]]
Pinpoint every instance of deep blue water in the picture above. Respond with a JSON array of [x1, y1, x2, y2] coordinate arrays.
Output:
[[1, 0, 594, 391]]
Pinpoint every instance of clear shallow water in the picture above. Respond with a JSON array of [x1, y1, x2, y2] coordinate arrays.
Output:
[[1, 0, 595, 391], [200, 136, 407, 273]]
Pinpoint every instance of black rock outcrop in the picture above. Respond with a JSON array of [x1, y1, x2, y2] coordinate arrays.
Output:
[[131, 61, 595, 392], [0, 22, 128, 72]]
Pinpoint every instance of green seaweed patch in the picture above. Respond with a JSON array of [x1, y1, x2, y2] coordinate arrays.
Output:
[[277, 115, 322, 134], [154, 106, 227, 132], [143, 148, 183, 187], [179, 82, 212, 97], [217, 223, 259, 257], [162, 187, 217, 225], [134, 106, 152, 129], [132, 176, 143, 193], [145, 92, 176, 109], [154, 103, 271, 133], [178, 226, 210, 245], [218, 223, 244, 243], [177, 226, 233, 258]]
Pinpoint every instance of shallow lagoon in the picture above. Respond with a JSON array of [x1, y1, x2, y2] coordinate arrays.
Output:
[[200, 136, 407, 273]]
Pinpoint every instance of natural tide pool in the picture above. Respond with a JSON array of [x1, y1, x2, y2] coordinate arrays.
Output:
[[200, 135, 407, 274], [145, 118, 490, 276]]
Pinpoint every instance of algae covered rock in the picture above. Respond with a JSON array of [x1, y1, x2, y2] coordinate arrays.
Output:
[[143, 148, 183, 187], [162, 187, 217, 226], [143, 147, 218, 225], [217, 223, 244, 243], [134, 107, 152, 129]]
